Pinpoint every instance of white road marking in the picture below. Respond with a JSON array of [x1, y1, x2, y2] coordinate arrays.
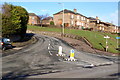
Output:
[[48, 47, 50, 49], [49, 44, 50, 46], [13, 47, 22, 50], [49, 51, 52, 55]]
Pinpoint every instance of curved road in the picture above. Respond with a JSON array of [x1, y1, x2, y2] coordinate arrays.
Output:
[[2, 34, 119, 79]]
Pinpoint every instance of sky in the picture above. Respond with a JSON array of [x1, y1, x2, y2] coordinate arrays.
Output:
[[1, 2, 119, 26]]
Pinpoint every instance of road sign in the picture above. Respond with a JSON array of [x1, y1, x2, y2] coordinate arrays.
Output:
[[71, 49, 74, 53], [116, 37, 120, 39], [104, 36, 110, 39]]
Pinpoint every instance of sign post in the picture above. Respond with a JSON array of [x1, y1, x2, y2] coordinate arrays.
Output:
[[116, 37, 120, 48], [104, 35, 110, 52]]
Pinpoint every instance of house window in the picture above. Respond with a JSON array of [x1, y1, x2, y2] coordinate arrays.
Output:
[[99, 27, 102, 30], [32, 17, 34, 20], [84, 17, 85, 20], [77, 21, 80, 25], [32, 21, 34, 24], [87, 19, 89, 22], [82, 23, 84, 26], [81, 17, 84, 20], [71, 15, 74, 19], [71, 20, 74, 24], [77, 15, 79, 19], [102, 27, 104, 30]]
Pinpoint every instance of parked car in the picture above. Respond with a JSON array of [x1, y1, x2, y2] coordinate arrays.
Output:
[[0, 38, 12, 50]]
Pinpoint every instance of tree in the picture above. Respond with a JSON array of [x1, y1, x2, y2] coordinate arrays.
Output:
[[38, 14, 48, 27], [2, 3, 29, 38]]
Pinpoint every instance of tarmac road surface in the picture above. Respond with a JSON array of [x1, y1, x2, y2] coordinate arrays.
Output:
[[1, 34, 119, 79]]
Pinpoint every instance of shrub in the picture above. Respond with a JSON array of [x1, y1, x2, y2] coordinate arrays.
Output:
[[50, 21, 54, 25], [2, 3, 29, 38]]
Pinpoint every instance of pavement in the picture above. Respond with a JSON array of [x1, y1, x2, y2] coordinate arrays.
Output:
[[1, 34, 119, 79]]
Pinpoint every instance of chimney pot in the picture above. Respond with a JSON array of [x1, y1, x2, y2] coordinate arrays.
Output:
[[74, 9, 77, 13], [96, 16, 99, 19]]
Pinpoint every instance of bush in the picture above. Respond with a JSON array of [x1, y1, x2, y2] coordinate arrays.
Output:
[[2, 3, 29, 38], [50, 21, 54, 25]]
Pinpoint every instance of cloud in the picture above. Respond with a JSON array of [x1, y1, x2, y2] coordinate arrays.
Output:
[[40, 9, 50, 12]]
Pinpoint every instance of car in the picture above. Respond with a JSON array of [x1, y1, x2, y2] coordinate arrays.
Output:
[[0, 38, 12, 51]]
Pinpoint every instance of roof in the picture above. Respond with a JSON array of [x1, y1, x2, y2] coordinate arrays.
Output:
[[29, 13, 37, 16], [43, 16, 53, 20], [88, 17, 97, 20], [53, 9, 87, 18], [105, 22, 115, 26]]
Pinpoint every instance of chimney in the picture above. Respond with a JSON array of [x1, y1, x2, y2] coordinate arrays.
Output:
[[96, 16, 99, 19], [74, 9, 77, 13]]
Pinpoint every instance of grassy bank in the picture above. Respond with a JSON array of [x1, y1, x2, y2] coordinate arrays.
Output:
[[27, 25, 119, 53]]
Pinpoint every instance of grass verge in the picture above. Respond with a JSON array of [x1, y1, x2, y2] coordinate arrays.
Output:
[[27, 25, 119, 54]]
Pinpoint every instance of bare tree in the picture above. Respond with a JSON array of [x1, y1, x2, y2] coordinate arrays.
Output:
[[38, 14, 49, 27]]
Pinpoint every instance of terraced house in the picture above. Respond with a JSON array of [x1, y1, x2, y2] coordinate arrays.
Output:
[[53, 9, 90, 29], [88, 17, 118, 33]]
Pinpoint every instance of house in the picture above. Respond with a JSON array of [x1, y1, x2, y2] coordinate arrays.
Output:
[[88, 16, 103, 31], [28, 13, 40, 25], [42, 16, 53, 25], [109, 24, 119, 33], [53, 9, 90, 29], [88, 17, 109, 32]]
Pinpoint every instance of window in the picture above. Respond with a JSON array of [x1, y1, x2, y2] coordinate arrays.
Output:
[[84, 17, 85, 20], [77, 21, 80, 25], [32, 17, 34, 20], [82, 23, 84, 26], [71, 15, 74, 19], [87, 19, 89, 22], [32, 21, 34, 24], [71, 20, 74, 24], [77, 15, 79, 19], [102, 27, 104, 30], [81, 17, 83, 20]]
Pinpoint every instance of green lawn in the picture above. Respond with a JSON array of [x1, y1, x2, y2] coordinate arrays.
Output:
[[27, 25, 119, 53]]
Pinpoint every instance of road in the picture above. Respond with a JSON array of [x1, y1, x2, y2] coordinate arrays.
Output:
[[1, 34, 119, 79]]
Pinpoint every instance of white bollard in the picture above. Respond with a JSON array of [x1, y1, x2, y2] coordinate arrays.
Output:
[[56, 46, 65, 56], [58, 46, 62, 55]]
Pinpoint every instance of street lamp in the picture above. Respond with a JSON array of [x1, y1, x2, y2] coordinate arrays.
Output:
[[58, 3, 64, 37]]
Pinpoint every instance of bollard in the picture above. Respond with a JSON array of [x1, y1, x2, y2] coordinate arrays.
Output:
[[66, 49, 77, 61], [56, 46, 65, 56], [58, 46, 62, 55], [70, 49, 75, 59]]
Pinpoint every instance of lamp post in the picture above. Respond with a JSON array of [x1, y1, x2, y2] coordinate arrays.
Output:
[[58, 3, 64, 37]]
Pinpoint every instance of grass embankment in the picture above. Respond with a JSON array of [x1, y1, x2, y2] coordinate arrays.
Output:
[[27, 25, 119, 53]]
